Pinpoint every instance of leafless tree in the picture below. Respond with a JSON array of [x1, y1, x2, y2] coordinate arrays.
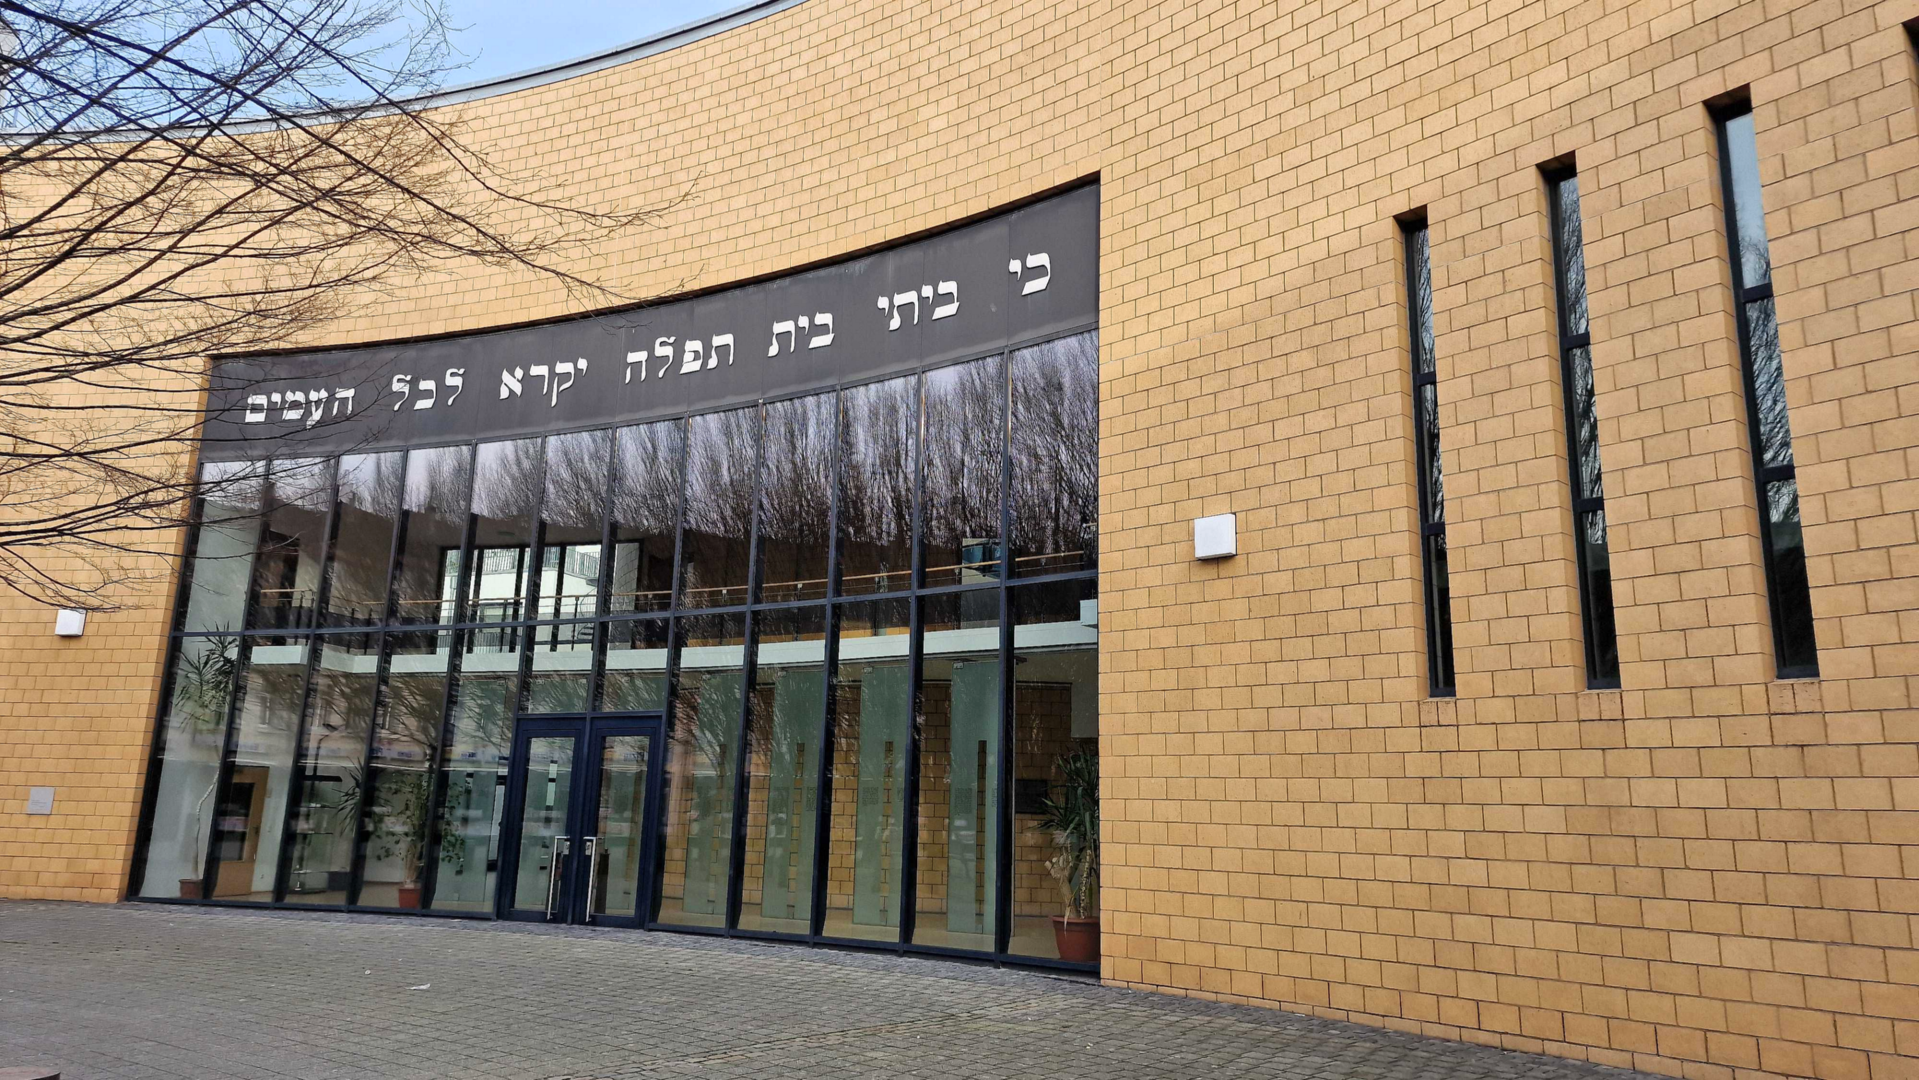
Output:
[[0, 0, 674, 608]]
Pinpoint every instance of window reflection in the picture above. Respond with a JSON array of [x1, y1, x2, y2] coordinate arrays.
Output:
[[822, 598, 910, 942], [757, 396, 834, 603], [921, 358, 1004, 589], [738, 606, 826, 933], [138, 635, 242, 897], [526, 621, 592, 713], [247, 459, 332, 633], [838, 375, 917, 596], [540, 431, 610, 620], [681, 409, 757, 609], [326, 453, 403, 626], [911, 591, 1001, 952], [1010, 331, 1098, 577], [358, 630, 447, 908], [284, 636, 377, 904], [602, 617, 669, 712], [207, 636, 310, 901], [466, 439, 543, 624], [656, 613, 745, 926], [427, 630, 514, 912], [610, 420, 683, 614], [179, 460, 265, 635], [393, 446, 471, 626]]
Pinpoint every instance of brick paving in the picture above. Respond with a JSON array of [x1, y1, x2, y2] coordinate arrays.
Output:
[[0, 901, 1656, 1080]]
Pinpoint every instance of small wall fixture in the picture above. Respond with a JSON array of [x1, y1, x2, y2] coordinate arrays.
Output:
[[54, 609, 87, 637], [1194, 513, 1237, 560]]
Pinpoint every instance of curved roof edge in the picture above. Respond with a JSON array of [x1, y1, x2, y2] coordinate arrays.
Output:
[[420, 0, 808, 108]]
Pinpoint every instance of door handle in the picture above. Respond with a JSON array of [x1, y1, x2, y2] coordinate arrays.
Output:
[[582, 836, 600, 923], [545, 836, 571, 921]]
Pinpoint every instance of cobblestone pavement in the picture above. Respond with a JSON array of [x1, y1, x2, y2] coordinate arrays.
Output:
[[0, 901, 1657, 1080]]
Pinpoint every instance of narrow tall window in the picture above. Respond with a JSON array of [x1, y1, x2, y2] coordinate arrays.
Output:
[[1716, 105, 1818, 678], [1404, 217, 1455, 696], [1545, 170, 1621, 688]]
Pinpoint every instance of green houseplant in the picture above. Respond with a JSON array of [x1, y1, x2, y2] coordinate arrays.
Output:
[[1035, 747, 1099, 962]]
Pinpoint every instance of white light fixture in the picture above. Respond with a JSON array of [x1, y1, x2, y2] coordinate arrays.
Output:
[[1194, 513, 1237, 560], [54, 609, 87, 637]]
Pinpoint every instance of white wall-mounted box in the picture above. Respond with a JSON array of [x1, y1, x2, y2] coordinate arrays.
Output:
[[1194, 513, 1237, 560], [54, 609, 86, 637]]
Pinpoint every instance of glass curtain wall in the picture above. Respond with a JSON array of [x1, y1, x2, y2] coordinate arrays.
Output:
[[139, 328, 1100, 967]]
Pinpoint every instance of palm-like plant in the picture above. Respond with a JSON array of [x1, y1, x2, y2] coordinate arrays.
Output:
[[1035, 748, 1099, 919]]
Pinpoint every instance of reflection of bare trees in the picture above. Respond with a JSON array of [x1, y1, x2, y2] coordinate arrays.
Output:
[[922, 358, 1003, 575], [1011, 331, 1098, 572], [473, 439, 543, 521], [329, 453, 405, 622], [544, 430, 614, 532], [683, 409, 757, 602], [614, 422, 685, 534], [759, 396, 833, 596], [839, 377, 916, 590]]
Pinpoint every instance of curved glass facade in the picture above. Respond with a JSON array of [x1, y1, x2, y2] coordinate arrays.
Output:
[[133, 328, 1099, 964]]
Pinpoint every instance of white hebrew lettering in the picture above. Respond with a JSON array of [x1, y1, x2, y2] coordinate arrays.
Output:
[[676, 340, 702, 374], [894, 290, 919, 325], [654, 337, 676, 378], [270, 392, 283, 413], [444, 369, 465, 406], [282, 390, 305, 420], [711, 334, 734, 366], [933, 282, 958, 319], [770, 319, 796, 356], [244, 395, 268, 423], [1021, 253, 1051, 295], [333, 388, 355, 415], [529, 364, 551, 398], [306, 389, 329, 428], [625, 350, 647, 384], [499, 367, 523, 400], [390, 376, 410, 410], [809, 313, 834, 348], [878, 294, 896, 330], [1008, 258, 1022, 275], [414, 380, 436, 410], [550, 361, 575, 406]]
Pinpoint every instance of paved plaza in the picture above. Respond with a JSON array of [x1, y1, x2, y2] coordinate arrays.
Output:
[[0, 901, 1655, 1080]]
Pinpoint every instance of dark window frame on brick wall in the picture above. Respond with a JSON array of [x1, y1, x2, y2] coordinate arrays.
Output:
[[1713, 100, 1819, 679], [1543, 167, 1622, 689], [1403, 215, 1456, 697]]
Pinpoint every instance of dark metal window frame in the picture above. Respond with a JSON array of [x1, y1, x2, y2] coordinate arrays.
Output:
[[131, 325, 1100, 975], [1403, 214, 1456, 697], [1543, 166, 1622, 689], [1713, 99, 1820, 680]]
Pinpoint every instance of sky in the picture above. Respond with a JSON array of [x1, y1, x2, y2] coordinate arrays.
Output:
[[439, 0, 747, 86]]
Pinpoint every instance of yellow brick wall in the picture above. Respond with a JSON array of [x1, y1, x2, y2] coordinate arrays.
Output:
[[3, 0, 1918, 1076]]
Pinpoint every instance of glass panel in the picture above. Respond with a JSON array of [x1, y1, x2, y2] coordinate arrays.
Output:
[[1723, 110, 1772, 287], [1007, 579, 1099, 960], [510, 735, 576, 914], [656, 613, 745, 927], [921, 358, 1004, 589], [427, 632, 516, 912], [837, 375, 917, 596], [1010, 331, 1099, 578], [910, 591, 1002, 952], [393, 446, 471, 627], [738, 607, 826, 933], [1579, 509, 1619, 683], [610, 420, 684, 614], [757, 395, 835, 603], [1408, 225, 1435, 375], [1767, 479, 1818, 673], [1426, 531, 1455, 692], [526, 622, 592, 713], [593, 734, 651, 920], [179, 461, 265, 635], [1552, 175, 1589, 339], [467, 439, 543, 624], [282, 637, 377, 904], [326, 452, 403, 627], [358, 631, 448, 909], [1746, 298, 1794, 470], [137, 636, 243, 897], [1418, 382, 1444, 525], [247, 459, 332, 633], [207, 637, 309, 901], [603, 618, 669, 712], [1567, 345, 1603, 503], [539, 430, 610, 621], [821, 598, 910, 942], [681, 408, 758, 609]]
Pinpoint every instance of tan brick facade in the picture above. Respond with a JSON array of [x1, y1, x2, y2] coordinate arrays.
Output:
[[4, 0, 1919, 1075]]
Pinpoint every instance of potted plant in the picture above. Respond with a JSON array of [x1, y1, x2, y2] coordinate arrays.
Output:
[[369, 768, 433, 907], [171, 635, 237, 898], [1036, 747, 1100, 963]]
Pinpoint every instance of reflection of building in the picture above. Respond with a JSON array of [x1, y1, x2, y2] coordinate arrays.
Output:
[[1, 1, 1916, 1076]]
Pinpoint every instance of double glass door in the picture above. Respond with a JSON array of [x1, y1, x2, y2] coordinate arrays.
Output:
[[500, 716, 662, 926]]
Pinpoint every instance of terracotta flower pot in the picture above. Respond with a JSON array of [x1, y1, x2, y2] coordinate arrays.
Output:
[[178, 877, 204, 900], [1050, 915, 1100, 963], [396, 884, 423, 909]]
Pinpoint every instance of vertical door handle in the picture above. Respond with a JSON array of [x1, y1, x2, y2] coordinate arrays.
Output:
[[545, 836, 571, 921], [582, 836, 600, 923]]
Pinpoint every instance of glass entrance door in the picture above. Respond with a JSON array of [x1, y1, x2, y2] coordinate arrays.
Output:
[[499, 716, 662, 926]]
